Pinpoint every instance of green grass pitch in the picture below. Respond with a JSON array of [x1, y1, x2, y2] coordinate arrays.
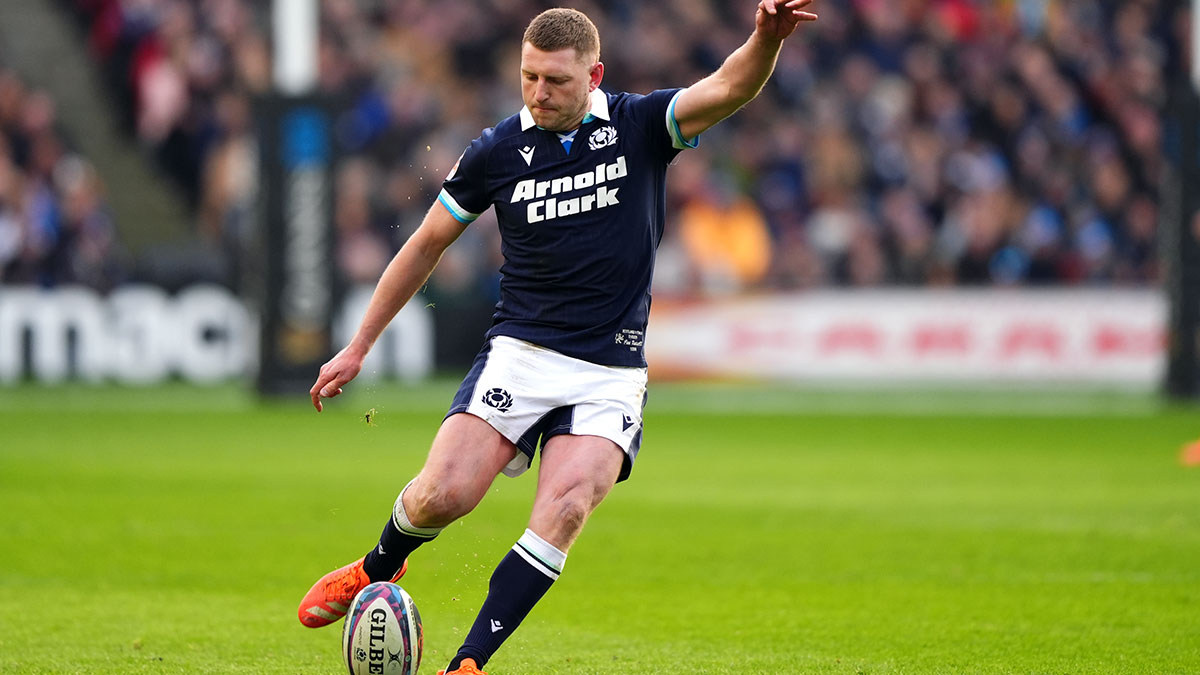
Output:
[[1, 382, 1198, 673]]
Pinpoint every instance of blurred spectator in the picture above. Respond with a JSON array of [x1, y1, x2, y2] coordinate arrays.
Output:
[[0, 65, 127, 290], [333, 156, 389, 284], [198, 89, 255, 247], [673, 158, 773, 294], [53, 0, 1182, 297]]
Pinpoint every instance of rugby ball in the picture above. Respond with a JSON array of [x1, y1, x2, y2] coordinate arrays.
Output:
[[341, 582, 423, 675]]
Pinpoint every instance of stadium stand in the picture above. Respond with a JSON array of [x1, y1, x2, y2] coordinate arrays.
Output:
[[27, 0, 1185, 295], [0, 64, 129, 290]]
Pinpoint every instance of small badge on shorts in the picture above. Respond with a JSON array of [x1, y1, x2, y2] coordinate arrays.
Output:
[[482, 387, 514, 412], [622, 413, 637, 431]]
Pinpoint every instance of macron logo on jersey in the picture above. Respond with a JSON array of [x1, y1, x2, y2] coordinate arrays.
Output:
[[510, 156, 627, 224]]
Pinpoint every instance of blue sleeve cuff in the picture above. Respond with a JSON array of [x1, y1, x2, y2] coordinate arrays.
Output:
[[667, 89, 700, 150], [437, 189, 479, 224]]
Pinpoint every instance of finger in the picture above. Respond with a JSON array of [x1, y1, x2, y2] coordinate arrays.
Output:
[[760, 0, 777, 15], [782, 0, 814, 18], [318, 374, 346, 398], [310, 366, 343, 408], [311, 380, 345, 412], [311, 384, 332, 411], [310, 375, 330, 410]]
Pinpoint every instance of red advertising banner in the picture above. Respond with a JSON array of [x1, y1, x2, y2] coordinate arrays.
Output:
[[647, 290, 1164, 386]]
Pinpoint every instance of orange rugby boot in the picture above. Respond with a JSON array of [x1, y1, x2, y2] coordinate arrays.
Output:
[[438, 658, 487, 675], [297, 556, 407, 628]]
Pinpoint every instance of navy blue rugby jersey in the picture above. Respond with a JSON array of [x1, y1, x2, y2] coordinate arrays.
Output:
[[437, 87, 697, 367]]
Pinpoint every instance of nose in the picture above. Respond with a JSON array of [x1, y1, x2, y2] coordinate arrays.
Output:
[[534, 79, 551, 102]]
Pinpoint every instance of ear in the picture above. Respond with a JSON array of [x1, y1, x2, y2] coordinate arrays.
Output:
[[589, 61, 604, 91]]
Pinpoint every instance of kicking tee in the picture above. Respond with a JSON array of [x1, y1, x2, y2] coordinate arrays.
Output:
[[438, 88, 697, 367]]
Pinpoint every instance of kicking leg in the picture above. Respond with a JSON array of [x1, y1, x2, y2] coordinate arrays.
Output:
[[442, 434, 623, 672], [299, 413, 517, 628], [363, 412, 519, 579]]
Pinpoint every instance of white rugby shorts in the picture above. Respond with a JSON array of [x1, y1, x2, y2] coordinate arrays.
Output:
[[446, 336, 648, 481]]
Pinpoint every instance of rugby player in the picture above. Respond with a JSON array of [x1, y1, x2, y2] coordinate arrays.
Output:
[[299, 3, 818, 672]]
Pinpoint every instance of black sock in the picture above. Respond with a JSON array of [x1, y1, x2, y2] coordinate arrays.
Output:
[[446, 529, 566, 670], [361, 519, 436, 581], [362, 486, 442, 582]]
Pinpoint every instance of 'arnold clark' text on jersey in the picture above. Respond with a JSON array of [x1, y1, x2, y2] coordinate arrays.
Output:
[[437, 88, 697, 367]]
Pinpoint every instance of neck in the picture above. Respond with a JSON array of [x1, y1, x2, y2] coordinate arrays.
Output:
[[546, 112, 586, 133]]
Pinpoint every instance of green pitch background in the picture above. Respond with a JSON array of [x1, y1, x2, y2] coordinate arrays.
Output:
[[1, 382, 1198, 674]]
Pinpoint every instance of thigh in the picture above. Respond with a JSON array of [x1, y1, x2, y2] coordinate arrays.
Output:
[[528, 433, 624, 551], [414, 412, 519, 507], [446, 337, 573, 478]]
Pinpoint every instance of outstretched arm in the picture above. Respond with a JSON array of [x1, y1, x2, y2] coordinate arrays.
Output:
[[309, 202, 469, 411], [672, 0, 817, 140]]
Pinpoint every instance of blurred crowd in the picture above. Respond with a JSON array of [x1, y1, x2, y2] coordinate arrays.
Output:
[[0, 64, 127, 290], [11, 0, 1186, 295]]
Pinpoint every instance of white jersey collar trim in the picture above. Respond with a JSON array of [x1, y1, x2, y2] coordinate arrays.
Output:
[[520, 88, 610, 131]]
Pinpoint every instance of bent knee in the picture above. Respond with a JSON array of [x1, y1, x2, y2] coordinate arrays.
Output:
[[551, 495, 590, 534], [405, 480, 476, 527], [534, 486, 600, 544]]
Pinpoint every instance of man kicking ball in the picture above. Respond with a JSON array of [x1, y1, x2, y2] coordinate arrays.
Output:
[[299, 3, 819, 672]]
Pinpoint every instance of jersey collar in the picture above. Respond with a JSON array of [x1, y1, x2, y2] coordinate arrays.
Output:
[[520, 88, 611, 131]]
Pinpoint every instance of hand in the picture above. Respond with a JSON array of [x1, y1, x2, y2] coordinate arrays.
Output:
[[756, 0, 818, 41], [309, 345, 365, 412]]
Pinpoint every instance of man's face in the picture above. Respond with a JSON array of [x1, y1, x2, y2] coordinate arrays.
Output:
[[520, 43, 603, 132]]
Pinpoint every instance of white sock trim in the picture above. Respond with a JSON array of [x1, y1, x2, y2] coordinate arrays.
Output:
[[392, 479, 443, 539], [514, 528, 567, 580]]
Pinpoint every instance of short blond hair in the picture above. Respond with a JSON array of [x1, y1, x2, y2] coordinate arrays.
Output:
[[522, 8, 600, 62]]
